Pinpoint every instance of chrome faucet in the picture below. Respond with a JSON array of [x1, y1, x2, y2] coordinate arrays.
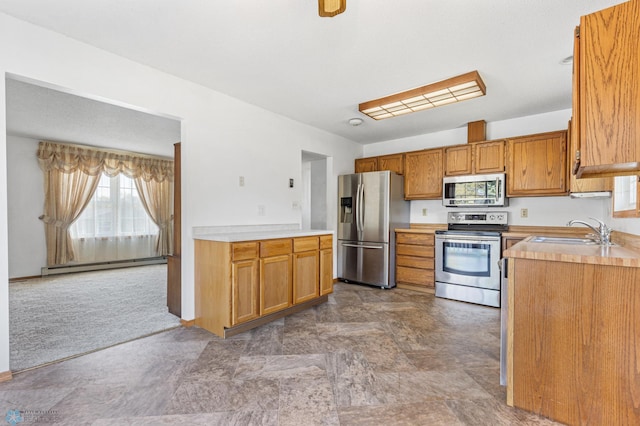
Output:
[[567, 217, 613, 245]]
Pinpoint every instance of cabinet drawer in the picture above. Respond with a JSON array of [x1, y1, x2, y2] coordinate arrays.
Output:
[[396, 266, 434, 286], [232, 242, 258, 261], [320, 235, 333, 250], [260, 239, 292, 257], [396, 255, 434, 269], [396, 244, 434, 258], [396, 233, 434, 246], [293, 236, 319, 253]]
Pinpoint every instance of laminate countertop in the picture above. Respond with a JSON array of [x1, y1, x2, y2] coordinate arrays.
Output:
[[504, 236, 640, 268], [193, 229, 333, 243]]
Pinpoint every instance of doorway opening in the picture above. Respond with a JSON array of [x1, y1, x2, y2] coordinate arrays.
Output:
[[301, 151, 330, 230], [5, 75, 182, 371]]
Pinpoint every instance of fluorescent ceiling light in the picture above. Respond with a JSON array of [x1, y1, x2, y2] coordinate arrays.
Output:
[[358, 71, 486, 120]]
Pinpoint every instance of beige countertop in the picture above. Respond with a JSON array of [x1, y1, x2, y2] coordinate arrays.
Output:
[[192, 224, 333, 242], [504, 236, 640, 268]]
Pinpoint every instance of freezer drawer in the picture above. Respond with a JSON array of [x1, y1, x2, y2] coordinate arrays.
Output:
[[337, 240, 391, 288]]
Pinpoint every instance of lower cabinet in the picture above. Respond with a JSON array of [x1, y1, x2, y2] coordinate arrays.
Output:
[[195, 234, 332, 338], [293, 237, 320, 304], [260, 254, 292, 315], [232, 259, 259, 324], [320, 235, 333, 296], [395, 231, 435, 292]]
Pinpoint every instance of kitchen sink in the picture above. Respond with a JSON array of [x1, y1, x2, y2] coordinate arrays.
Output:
[[528, 236, 599, 245]]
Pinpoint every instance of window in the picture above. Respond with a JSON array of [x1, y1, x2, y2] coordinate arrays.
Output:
[[70, 174, 159, 263], [72, 174, 158, 238]]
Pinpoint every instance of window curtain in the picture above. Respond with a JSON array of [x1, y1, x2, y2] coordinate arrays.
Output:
[[37, 141, 174, 265], [135, 176, 173, 256]]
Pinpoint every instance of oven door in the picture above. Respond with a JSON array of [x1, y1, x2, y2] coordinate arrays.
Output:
[[435, 234, 501, 290]]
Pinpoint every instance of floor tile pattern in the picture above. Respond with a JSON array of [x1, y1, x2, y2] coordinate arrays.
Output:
[[0, 283, 561, 425]]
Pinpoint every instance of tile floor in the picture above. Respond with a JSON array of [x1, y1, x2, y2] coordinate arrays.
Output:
[[0, 283, 560, 425]]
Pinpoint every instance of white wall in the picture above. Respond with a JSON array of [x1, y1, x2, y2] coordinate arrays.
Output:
[[0, 12, 362, 373], [364, 109, 618, 229], [6, 135, 46, 278]]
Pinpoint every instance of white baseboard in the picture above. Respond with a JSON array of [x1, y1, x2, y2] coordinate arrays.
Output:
[[41, 257, 167, 276]]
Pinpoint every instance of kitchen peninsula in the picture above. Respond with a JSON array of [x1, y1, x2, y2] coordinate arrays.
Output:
[[503, 235, 640, 425], [193, 225, 333, 338]]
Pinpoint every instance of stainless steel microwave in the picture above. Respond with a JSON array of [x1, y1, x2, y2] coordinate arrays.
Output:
[[442, 173, 507, 207]]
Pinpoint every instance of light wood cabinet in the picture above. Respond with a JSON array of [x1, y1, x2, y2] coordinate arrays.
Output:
[[474, 140, 506, 174], [195, 234, 331, 338], [567, 119, 612, 193], [508, 257, 640, 425], [260, 254, 292, 315], [355, 153, 404, 175], [395, 231, 435, 293], [573, 1, 640, 178], [444, 145, 472, 176], [506, 131, 568, 197], [404, 148, 443, 200], [354, 157, 378, 173], [293, 237, 320, 304], [232, 259, 259, 324], [319, 235, 333, 296], [444, 140, 506, 176]]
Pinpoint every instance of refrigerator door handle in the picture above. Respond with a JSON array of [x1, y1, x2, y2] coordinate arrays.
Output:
[[359, 183, 365, 230], [341, 243, 385, 249], [355, 183, 361, 232]]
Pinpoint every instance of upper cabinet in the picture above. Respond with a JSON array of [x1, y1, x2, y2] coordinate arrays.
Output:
[[444, 145, 472, 176], [354, 153, 404, 175], [354, 157, 378, 173], [444, 140, 506, 176], [475, 140, 506, 174], [572, 1, 640, 178], [506, 131, 568, 197], [404, 148, 443, 200], [567, 119, 612, 194]]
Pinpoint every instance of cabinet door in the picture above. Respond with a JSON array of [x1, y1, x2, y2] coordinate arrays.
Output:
[[474, 140, 505, 174], [568, 118, 613, 194], [577, 1, 640, 177], [506, 131, 568, 197], [232, 259, 259, 325], [355, 157, 378, 173], [260, 255, 292, 315], [444, 145, 472, 176], [378, 153, 404, 175], [320, 248, 333, 296], [293, 251, 319, 304], [404, 148, 444, 199]]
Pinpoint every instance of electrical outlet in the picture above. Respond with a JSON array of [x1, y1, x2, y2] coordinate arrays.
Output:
[[422, 208, 428, 216], [520, 208, 528, 218], [292, 202, 299, 210], [239, 176, 245, 187]]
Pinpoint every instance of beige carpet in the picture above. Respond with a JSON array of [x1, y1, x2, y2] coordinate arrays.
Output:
[[9, 264, 180, 372]]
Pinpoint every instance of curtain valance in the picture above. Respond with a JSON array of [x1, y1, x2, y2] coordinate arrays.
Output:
[[37, 141, 174, 183]]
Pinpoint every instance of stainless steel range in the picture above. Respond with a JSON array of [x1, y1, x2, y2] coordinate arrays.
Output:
[[435, 211, 508, 307]]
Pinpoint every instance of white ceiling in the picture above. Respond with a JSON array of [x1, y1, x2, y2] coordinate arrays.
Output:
[[0, 0, 625, 145], [5, 78, 180, 157]]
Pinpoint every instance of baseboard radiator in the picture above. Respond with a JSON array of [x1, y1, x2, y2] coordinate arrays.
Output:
[[41, 256, 167, 276]]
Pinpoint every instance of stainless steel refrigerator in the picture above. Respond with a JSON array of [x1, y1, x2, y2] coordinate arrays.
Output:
[[337, 171, 410, 288]]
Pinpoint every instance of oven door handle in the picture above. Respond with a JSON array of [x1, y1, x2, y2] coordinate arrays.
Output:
[[436, 236, 500, 244]]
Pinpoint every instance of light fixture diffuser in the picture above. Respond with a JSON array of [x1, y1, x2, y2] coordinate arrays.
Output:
[[359, 71, 486, 120], [319, 0, 346, 17]]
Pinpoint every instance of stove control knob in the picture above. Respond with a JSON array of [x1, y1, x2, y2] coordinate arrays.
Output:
[[489, 214, 495, 221]]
